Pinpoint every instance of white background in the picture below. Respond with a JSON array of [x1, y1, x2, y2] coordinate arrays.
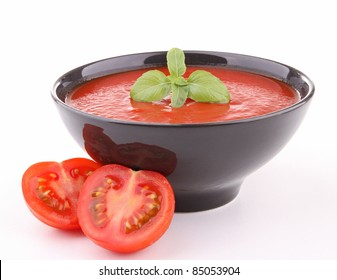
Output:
[[1, 0, 336, 265]]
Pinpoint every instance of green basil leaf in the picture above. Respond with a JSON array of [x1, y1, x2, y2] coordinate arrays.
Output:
[[187, 70, 230, 103], [168, 75, 188, 86], [171, 83, 189, 108], [167, 48, 186, 77], [130, 70, 171, 102], [130, 48, 231, 108]]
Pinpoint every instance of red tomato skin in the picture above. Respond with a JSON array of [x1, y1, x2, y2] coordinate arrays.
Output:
[[22, 158, 101, 230], [77, 164, 175, 253]]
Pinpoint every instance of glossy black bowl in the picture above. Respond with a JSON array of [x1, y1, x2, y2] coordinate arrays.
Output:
[[51, 51, 314, 212]]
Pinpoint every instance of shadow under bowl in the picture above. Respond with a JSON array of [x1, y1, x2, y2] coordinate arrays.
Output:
[[51, 51, 314, 212]]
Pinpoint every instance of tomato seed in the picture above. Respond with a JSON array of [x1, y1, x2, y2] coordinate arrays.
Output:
[[49, 173, 58, 180], [43, 190, 51, 196], [125, 221, 132, 230], [96, 217, 107, 226], [91, 191, 104, 198], [96, 211, 106, 218], [146, 193, 157, 199], [64, 200, 70, 209], [95, 203, 105, 210], [70, 168, 80, 178], [146, 203, 155, 210]]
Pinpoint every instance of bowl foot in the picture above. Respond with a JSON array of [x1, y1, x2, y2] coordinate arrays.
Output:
[[174, 183, 242, 212]]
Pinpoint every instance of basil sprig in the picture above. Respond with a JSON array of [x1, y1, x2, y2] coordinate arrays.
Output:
[[130, 48, 230, 108]]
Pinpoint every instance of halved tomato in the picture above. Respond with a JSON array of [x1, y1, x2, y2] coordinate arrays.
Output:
[[77, 164, 175, 253], [22, 158, 101, 230]]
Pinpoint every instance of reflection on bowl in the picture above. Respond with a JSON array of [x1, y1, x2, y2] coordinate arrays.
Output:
[[83, 123, 177, 176], [51, 51, 314, 212]]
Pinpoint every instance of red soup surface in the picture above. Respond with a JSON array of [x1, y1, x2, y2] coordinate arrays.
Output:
[[66, 67, 300, 124]]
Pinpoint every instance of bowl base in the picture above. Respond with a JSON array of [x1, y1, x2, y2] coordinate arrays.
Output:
[[174, 183, 242, 212]]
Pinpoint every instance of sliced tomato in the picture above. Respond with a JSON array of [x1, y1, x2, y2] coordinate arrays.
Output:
[[77, 164, 175, 253], [22, 158, 101, 230]]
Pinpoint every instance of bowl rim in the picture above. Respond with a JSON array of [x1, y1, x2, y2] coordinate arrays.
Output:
[[51, 50, 315, 127]]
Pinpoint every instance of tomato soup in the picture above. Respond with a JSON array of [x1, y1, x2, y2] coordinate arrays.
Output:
[[65, 67, 299, 124]]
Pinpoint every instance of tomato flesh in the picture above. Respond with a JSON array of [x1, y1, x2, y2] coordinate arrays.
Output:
[[77, 164, 175, 253], [22, 158, 101, 230]]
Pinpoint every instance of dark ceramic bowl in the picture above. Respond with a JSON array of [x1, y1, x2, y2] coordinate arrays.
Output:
[[51, 51, 314, 212]]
